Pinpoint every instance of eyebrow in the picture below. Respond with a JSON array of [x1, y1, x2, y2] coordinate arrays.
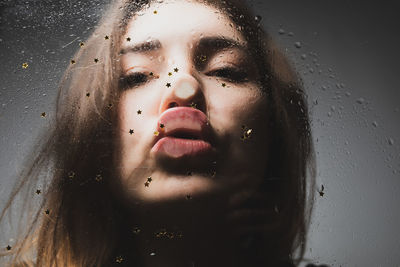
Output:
[[120, 36, 247, 55], [120, 39, 162, 55], [197, 36, 247, 52]]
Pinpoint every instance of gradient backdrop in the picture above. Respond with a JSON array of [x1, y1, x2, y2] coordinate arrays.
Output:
[[1, 0, 399, 266]]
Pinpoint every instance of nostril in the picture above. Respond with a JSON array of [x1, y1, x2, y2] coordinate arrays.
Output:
[[168, 102, 179, 108]]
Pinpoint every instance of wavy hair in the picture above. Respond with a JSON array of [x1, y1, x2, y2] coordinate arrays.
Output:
[[0, 0, 315, 266]]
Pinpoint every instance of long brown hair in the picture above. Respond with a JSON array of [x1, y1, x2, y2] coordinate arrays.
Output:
[[0, 0, 315, 266]]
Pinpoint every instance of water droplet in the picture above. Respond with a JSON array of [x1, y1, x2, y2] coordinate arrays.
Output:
[[150, 252, 156, 256], [294, 42, 301, 48], [356, 98, 365, 104], [254, 15, 262, 23], [388, 138, 394, 146], [372, 121, 378, 128], [345, 92, 351, 97], [288, 32, 294, 37], [278, 28, 285, 34], [301, 54, 307, 60]]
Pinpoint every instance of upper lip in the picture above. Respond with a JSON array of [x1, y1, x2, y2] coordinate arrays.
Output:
[[152, 107, 213, 146]]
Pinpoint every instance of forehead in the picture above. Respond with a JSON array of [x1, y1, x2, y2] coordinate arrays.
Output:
[[124, 0, 246, 45]]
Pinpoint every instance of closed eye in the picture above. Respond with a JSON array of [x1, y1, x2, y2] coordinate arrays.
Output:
[[119, 72, 149, 89], [206, 67, 248, 83]]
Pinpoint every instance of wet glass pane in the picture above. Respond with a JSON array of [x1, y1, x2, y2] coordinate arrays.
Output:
[[1, 0, 399, 266]]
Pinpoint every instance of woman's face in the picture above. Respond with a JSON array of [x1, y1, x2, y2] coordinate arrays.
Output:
[[114, 0, 270, 203]]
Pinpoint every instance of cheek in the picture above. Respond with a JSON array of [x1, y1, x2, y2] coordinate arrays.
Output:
[[207, 85, 269, 185]]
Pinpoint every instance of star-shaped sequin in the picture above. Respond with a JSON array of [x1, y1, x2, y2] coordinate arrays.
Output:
[[68, 171, 75, 179], [95, 174, 102, 182], [221, 83, 226, 87], [190, 102, 197, 109], [174, 67, 179, 72], [86, 93, 90, 97], [318, 185, 325, 197], [36, 189, 41, 195], [199, 55, 207, 62], [79, 42, 84, 47], [132, 227, 141, 234], [45, 209, 50, 215], [144, 181, 150, 187], [166, 83, 171, 88], [22, 62, 28, 69], [6, 245, 11, 251], [126, 37, 131, 42], [129, 129, 134, 135], [154, 131, 159, 136], [115, 255, 123, 263], [168, 72, 172, 76], [70, 59, 76, 64], [160, 123, 165, 129], [108, 103, 113, 109], [41, 112, 46, 117], [149, 72, 154, 76], [94, 58, 99, 63], [153, 10, 158, 14], [104, 35, 109, 40], [147, 177, 152, 182], [137, 110, 142, 115]]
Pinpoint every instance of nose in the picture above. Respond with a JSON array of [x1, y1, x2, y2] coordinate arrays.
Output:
[[159, 73, 206, 114]]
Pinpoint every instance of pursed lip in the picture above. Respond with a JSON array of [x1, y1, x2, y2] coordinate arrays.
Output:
[[151, 107, 214, 148]]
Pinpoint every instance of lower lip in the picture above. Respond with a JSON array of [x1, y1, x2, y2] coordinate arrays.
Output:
[[151, 137, 213, 158]]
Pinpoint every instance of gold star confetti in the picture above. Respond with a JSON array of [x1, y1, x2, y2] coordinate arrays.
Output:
[[153, 10, 158, 14], [154, 131, 159, 136], [6, 245, 11, 251], [115, 255, 124, 263], [79, 42, 84, 47], [137, 110, 142, 115], [95, 174, 102, 182], [94, 58, 99, 63], [160, 123, 165, 129], [144, 181, 150, 187], [86, 92, 90, 97], [70, 59, 76, 64], [22, 62, 28, 69], [244, 128, 253, 138], [221, 83, 226, 87], [126, 37, 131, 42], [132, 227, 141, 234], [168, 72, 172, 76], [174, 67, 179, 72], [36, 189, 41, 195], [318, 185, 325, 197], [45, 209, 50, 215], [190, 102, 197, 109], [68, 171, 75, 179], [104, 35, 109, 40], [166, 83, 171, 88], [147, 177, 152, 182], [210, 170, 216, 178], [41, 112, 46, 117], [129, 129, 134, 135]]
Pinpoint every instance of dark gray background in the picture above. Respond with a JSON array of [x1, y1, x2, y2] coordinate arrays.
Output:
[[1, 0, 399, 266]]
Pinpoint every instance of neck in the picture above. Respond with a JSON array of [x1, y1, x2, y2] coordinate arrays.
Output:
[[122, 194, 252, 267]]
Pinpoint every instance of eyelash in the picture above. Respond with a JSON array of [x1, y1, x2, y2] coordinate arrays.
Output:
[[206, 67, 248, 83], [120, 72, 149, 89]]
